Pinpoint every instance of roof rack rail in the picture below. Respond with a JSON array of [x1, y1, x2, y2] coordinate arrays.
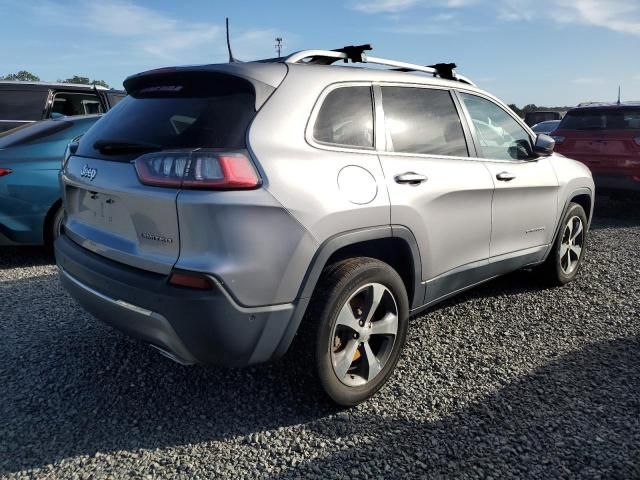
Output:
[[283, 45, 475, 86]]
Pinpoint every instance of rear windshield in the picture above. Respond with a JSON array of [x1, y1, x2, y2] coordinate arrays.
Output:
[[0, 120, 72, 148], [559, 108, 640, 130], [77, 72, 257, 160]]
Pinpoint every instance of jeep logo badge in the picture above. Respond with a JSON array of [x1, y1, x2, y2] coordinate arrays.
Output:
[[80, 165, 97, 181]]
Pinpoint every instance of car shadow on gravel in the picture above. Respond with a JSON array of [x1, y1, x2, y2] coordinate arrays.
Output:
[[0, 246, 53, 270], [0, 304, 337, 474], [276, 336, 640, 479], [590, 194, 640, 230]]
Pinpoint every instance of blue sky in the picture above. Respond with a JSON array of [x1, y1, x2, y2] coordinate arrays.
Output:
[[1, 0, 639, 106]]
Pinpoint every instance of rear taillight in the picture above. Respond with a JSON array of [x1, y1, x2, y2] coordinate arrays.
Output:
[[552, 136, 565, 145], [168, 271, 213, 290], [134, 151, 260, 190], [0, 168, 12, 177], [634, 136, 640, 146]]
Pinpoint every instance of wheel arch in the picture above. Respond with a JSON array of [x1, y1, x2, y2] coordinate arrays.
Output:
[[543, 187, 593, 261], [273, 225, 424, 357]]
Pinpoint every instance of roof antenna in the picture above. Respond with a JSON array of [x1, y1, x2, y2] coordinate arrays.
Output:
[[226, 17, 235, 63], [617, 85, 621, 105]]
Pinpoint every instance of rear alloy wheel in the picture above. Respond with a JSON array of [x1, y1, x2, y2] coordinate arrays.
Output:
[[306, 258, 409, 406], [330, 283, 399, 387], [541, 202, 588, 285]]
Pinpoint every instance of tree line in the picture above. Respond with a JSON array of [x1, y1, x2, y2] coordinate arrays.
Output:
[[0, 70, 109, 88], [507, 103, 570, 117]]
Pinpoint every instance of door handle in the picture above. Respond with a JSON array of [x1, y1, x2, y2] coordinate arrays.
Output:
[[394, 172, 428, 185], [496, 171, 516, 182]]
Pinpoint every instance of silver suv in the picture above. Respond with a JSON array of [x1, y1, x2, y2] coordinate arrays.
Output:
[[56, 46, 594, 406]]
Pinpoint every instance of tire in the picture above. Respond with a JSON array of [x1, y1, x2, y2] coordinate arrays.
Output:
[[45, 206, 64, 248], [302, 257, 409, 406], [540, 202, 588, 286]]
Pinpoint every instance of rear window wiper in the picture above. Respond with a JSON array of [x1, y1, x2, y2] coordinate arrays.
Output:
[[93, 139, 163, 154]]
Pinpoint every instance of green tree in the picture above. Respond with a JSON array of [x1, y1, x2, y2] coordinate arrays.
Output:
[[1, 70, 40, 81], [60, 76, 109, 88], [507, 104, 523, 117]]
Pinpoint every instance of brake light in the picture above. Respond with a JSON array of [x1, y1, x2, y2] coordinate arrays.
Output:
[[168, 271, 213, 290], [552, 136, 565, 145], [0, 168, 12, 177], [134, 151, 260, 190]]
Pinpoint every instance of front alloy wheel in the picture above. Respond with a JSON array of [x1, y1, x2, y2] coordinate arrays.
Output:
[[540, 201, 588, 285], [559, 215, 584, 275]]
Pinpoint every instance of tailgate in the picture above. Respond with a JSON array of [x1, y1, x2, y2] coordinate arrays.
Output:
[[62, 155, 180, 274]]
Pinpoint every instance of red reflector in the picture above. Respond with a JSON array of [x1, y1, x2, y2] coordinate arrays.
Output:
[[168, 272, 213, 290], [0, 168, 13, 177]]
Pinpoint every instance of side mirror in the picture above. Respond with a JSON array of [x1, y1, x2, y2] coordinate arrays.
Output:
[[534, 134, 555, 156]]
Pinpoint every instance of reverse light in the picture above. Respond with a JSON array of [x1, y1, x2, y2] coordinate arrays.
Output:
[[634, 136, 640, 146], [552, 136, 565, 145], [168, 271, 213, 290], [134, 151, 260, 190], [0, 168, 12, 177]]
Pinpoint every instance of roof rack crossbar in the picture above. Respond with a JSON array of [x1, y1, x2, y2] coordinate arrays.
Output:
[[283, 47, 476, 86]]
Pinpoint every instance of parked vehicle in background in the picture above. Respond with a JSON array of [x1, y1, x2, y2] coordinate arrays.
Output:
[[0, 81, 124, 133], [552, 102, 640, 193], [55, 45, 594, 406], [532, 120, 561, 135], [524, 110, 562, 127], [0, 115, 101, 246]]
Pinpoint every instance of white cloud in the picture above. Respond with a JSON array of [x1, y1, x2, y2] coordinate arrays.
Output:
[[351, 0, 640, 35], [23, 0, 284, 62], [555, 0, 640, 35], [351, 0, 477, 13], [572, 77, 605, 85]]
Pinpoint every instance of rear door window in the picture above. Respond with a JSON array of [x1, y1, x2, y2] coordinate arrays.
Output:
[[51, 92, 104, 117], [0, 89, 48, 120], [381, 87, 468, 157], [560, 108, 640, 130], [313, 86, 374, 149], [77, 72, 258, 161]]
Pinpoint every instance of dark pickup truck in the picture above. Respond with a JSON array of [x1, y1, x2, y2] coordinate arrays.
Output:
[[0, 81, 124, 133]]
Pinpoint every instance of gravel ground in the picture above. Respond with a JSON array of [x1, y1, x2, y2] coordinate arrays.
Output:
[[1, 195, 639, 480]]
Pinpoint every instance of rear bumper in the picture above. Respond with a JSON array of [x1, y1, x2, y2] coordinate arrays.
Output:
[[594, 175, 640, 192], [55, 234, 296, 367]]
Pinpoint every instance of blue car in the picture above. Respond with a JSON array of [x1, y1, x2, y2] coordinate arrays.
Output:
[[0, 115, 101, 246]]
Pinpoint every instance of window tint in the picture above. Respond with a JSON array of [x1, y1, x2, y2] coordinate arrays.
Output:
[[381, 87, 468, 157], [0, 89, 48, 120], [313, 86, 374, 148], [77, 72, 257, 161], [559, 108, 640, 130], [461, 93, 532, 161], [51, 92, 103, 117], [107, 93, 126, 107]]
